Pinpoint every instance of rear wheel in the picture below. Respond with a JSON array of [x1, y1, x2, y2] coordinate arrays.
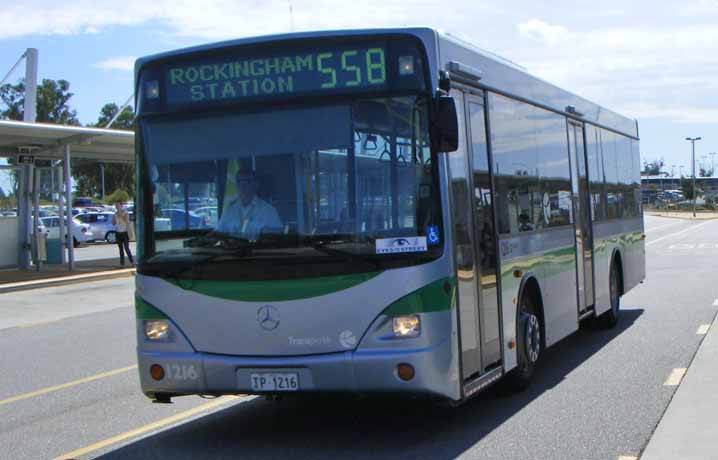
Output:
[[506, 292, 542, 391], [106, 231, 117, 244], [597, 261, 621, 329]]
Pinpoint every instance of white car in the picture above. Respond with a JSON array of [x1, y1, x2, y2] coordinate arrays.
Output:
[[40, 216, 93, 247]]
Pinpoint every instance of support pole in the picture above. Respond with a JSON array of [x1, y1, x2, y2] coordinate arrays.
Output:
[[57, 162, 66, 265], [23, 49, 38, 123], [33, 167, 40, 270], [100, 163, 105, 200], [64, 145, 74, 271], [17, 164, 31, 269], [17, 48, 38, 270], [692, 141, 697, 218]]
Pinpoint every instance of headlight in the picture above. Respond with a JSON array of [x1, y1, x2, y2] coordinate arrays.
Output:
[[392, 315, 421, 338], [144, 320, 171, 341]]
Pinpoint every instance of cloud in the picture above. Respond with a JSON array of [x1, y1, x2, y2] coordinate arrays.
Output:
[[94, 56, 136, 72], [509, 22, 718, 124], [2, 0, 717, 128], [517, 19, 568, 46], [0, 1, 160, 39]]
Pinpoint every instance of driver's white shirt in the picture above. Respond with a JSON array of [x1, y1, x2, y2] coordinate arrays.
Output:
[[215, 195, 281, 239]]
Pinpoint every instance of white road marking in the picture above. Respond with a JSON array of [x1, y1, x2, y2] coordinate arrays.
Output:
[[666, 243, 718, 251], [646, 220, 688, 233], [697, 324, 711, 335], [617, 456, 638, 460], [53, 395, 241, 460], [647, 219, 716, 246], [713, 298, 718, 307], [0, 365, 137, 407], [664, 368, 687, 386]]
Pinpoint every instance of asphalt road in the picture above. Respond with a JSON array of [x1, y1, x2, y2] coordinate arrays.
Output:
[[1, 215, 717, 460]]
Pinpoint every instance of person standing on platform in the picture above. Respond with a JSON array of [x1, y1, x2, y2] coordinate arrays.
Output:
[[112, 199, 134, 266]]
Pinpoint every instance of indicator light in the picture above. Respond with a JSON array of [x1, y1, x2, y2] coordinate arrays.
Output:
[[150, 364, 165, 381], [397, 363, 415, 381], [145, 80, 160, 99], [398, 56, 415, 75]]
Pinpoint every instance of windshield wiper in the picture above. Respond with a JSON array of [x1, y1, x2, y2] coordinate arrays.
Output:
[[308, 236, 380, 270]]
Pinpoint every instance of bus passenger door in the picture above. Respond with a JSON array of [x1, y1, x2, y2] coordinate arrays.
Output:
[[466, 94, 502, 370], [448, 91, 482, 379], [567, 121, 594, 311]]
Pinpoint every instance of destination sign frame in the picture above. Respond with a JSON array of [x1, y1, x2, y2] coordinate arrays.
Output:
[[138, 36, 429, 113]]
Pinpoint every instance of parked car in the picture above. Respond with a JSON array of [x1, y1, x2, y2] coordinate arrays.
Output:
[[75, 212, 118, 243], [72, 197, 103, 208], [31, 209, 58, 219], [40, 216, 93, 247], [159, 208, 207, 230]]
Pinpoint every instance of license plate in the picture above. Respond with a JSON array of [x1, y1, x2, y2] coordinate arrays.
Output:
[[250, 373, 299, 392]]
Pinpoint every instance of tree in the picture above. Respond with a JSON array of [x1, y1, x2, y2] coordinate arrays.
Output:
[[642, 159, 663, 176], [0, 78, 79, 125], [680, 176, 702, 200], [73, 103, 135, 199], [699, 166, 714, 178], [1, 78, 81, 201]]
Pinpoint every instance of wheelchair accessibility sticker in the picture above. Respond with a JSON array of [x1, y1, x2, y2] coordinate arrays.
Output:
[[376, 236, 428, 254], [426, 225, 440, 246]]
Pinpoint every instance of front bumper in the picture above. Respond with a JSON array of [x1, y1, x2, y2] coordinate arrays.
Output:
[[137, 335, 458, 400]]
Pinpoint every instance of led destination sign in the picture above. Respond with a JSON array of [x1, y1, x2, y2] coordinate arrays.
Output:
[[164, 45, 399, 106]]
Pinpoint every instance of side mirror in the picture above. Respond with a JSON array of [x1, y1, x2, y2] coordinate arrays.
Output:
[[431, 96, 459, 153]]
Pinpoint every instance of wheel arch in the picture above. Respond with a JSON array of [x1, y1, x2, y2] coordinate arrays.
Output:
[[610, 248, 625, 295], [517, 273, 546, 349]]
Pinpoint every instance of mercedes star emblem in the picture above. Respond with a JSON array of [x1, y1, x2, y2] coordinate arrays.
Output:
[[257, 305, 280, 331]]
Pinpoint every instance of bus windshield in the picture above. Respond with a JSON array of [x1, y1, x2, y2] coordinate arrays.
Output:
[[139, 96, 443, 276]]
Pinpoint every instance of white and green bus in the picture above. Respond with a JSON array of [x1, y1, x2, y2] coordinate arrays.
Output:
[[134, 27, 645, 404]]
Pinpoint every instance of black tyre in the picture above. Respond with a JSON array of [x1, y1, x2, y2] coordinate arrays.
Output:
[[597, 261, 621, 329], [506, 292, 542, 392], [73, 237, 79, 248], [106, 231, 117, 244]]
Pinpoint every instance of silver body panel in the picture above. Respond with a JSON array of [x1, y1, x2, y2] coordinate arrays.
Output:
[[137, 309, 461, 400], [136, 255, 451, 357]]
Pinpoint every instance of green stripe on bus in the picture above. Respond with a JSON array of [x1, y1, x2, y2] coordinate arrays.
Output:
[[135, 295, 169, 320], [382, 277, 456, 315], [163, 271, 382, 302]]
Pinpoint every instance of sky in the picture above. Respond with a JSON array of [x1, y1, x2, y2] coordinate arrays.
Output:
[[1, 0, 717, 193]]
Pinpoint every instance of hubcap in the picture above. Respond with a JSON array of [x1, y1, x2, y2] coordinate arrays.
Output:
[[524, 313, 541, 363]]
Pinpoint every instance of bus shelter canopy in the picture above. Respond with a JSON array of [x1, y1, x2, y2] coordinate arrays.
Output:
[[0, 119, 134, 163]]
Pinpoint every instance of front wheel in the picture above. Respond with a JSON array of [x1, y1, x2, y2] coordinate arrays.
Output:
[[596, 262, 621, 329], [505, 293, 542, 392], [73, 237, 79, 248], [105, 231, 117, 244]]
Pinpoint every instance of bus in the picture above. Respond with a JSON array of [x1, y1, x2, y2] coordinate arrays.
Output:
[[133, 27, 645, 404]]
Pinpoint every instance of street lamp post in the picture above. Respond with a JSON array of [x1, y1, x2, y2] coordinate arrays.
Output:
[[710, 152, 717, 177], [686, 137, 701, 217]]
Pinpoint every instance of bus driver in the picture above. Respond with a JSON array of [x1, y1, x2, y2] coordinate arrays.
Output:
[[215, 169, 281, 239]]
